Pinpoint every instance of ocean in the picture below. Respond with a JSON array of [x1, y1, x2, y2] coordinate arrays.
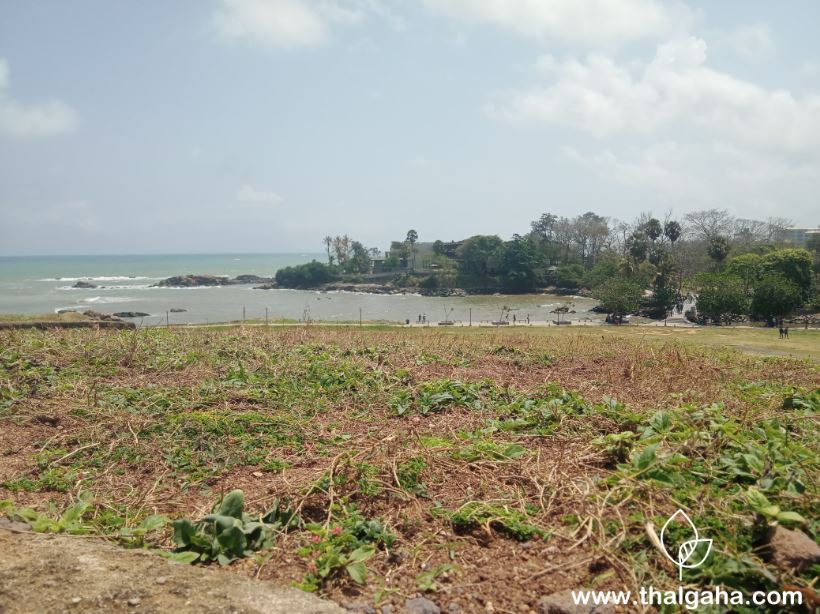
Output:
[[0, 253, 601, 325]]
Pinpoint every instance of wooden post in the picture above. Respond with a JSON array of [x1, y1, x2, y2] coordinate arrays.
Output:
[[469, 308, 472, 327], [166, 311, 169, 328], [265, 307, 269, 326], [242, 306, 246, 322], [359, 308, 362, 327]]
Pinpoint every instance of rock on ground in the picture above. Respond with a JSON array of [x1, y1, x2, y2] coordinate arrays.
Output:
[[538, 589, 614, 614], [404, 597, 440, 614], [0, 529, 345, 614], [768, 525, 820, 572]]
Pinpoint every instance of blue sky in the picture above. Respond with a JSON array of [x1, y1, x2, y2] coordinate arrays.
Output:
[[1, 0, 818, 255]]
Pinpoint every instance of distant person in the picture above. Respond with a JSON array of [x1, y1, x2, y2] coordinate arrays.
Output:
[[527, 314, 530, 324], [779, 326, 784, 339], [418, 314, 422, 323], [513, 314, 516, 324], [784, 326, 790, 339]]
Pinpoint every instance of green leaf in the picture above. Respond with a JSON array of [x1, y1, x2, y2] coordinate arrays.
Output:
[[775, 511, 806, 526], [347, 544, 376, 563], [172, 519, 196, 547], [346, 561, 367, 584], [216, 490, 245, 519], [635, 445, 657, 470]]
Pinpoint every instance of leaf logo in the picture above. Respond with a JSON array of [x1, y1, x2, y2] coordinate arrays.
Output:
[[659, 510, 713, 581]]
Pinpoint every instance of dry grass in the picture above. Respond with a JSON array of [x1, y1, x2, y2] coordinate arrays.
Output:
[[1, 326, 817, 612]]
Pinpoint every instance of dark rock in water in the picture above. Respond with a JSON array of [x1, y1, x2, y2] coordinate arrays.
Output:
[[113, 312, 151, 318], [154, 274, 274, 287], [155, 274, 230, 287], [169, 308, 187, 313], [57, 309, 78, 314], [233, 274, 270, 283], [82, 310, 118, 321], [253, 283, 278, 290], [72, 281, 97, 289]]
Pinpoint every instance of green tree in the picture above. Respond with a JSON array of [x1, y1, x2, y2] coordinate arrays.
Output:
[[644, 218, 662, 242], [405, 230, 418, 272], [497, 237, 538, 292], [663, 220, 682, 245], [695, 274, 748, 325], [556, 264, 585, 289], [594, 278, 643, 319], [758, 248, 813, 298], [725, 253, 763, 291], [707, 235, 731, 268], [275, 261, 335, 288], [751, 274, 803, 321], [457, 235, 504, 276], [582, 253, 622, 290]]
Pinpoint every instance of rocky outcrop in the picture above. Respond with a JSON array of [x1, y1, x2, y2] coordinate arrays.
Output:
[[154, 274, 275, 288], [71, 281, 97, 289], [113, 312, 151, 318]]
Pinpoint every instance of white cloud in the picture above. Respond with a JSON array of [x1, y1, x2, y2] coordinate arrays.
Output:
[[423, 0, 692, 47], [236, 185, 283, 207], [211, 0, 392, 48], [487, 37, 820, 153], [0, 58, 79, 138], [565, 142, 819, 221], [725, 24, 774, 59]]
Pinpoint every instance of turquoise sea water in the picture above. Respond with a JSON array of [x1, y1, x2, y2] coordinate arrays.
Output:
[[0, 253, 601, 325]]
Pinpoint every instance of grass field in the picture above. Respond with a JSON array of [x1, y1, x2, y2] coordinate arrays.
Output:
[[1, 325, 817, 612]]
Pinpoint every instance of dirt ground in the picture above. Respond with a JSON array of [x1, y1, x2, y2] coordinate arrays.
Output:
[[0, 527, 345, 614]]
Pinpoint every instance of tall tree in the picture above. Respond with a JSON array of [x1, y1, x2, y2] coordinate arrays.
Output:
[[707, 235, 731, 268], [405, 229, 418, 272], [323, 235, 333, 266], [663, 221, 682, 245]]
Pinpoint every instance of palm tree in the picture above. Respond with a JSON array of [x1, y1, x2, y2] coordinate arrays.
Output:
[[406, 229, 418, 272], [323, 236, 333, 265]]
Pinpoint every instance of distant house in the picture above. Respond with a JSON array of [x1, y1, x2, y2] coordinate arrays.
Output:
[[783, 227, 820, 247]]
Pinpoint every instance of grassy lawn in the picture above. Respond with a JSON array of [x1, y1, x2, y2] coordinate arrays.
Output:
[[0, 326, 817, 612]]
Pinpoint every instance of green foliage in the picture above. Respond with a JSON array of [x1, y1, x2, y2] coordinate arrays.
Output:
[[745, 487, 807, 527], [297, 508, 394, 591], [396, 457, 427, 495], [391, 378, 485, 416], [556, 263, 585, 289], [456, 235, 504, 276], [581, 253, 622, 290], [707, 235, 731, 265], [750, 274, 803, 320], [593, 277, 643, 316], [171, 490, 296, 565], [449, 501, 546, 541], [695, 273, 749, 324], [758, 248, 813, 297], [275, 260, 335, 288], [1, 492, 168, 547], [416, 564, 456, 592]]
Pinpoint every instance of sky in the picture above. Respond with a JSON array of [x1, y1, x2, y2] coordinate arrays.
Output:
[[0, 0, 819, 256]]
